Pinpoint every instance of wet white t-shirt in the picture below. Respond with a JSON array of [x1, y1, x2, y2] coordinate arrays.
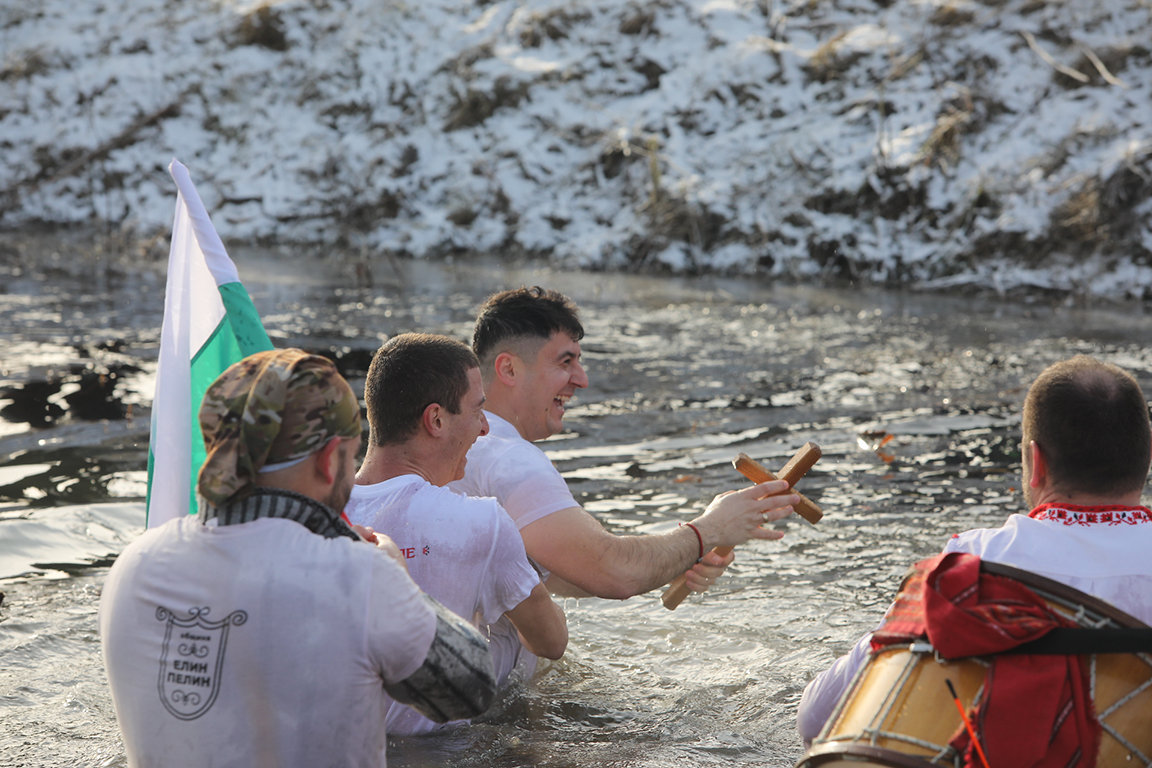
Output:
[[346, 475, 542, 734], [99, 515, 436, 768], [448, 411, 577, 540]]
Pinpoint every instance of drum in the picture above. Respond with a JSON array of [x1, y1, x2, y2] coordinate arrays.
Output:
[[797, 562, 1152, 768]]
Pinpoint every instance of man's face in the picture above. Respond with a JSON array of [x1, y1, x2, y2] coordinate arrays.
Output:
[[441, 367, 489, 484], [324, 435, 361, 512], [516, 331, 588, 442]]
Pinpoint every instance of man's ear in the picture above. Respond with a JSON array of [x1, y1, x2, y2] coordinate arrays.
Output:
[[315, 437, 343, 485], [1028, 440, 1047, 490], [493, 351, 519, 387], [422, 402, 444, 436]]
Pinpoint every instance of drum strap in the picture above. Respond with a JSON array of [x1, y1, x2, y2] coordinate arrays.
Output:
[[1006, 628, 1152, 655]]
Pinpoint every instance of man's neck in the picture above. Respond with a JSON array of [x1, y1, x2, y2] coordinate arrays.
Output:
[[355, 445, 438, 487], [1029, 488, 1146, 509], [478, 397, 530, 441]]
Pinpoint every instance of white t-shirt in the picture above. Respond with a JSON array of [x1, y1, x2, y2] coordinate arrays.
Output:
[[796, 505, 1152, 745], [99, 515, 436, 768], [346, 475, 542, 734], [941, 507, 1152, 623], [448, 411, 577, 568]]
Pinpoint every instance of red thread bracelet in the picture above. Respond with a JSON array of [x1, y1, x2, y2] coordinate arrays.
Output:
[[681, 522, 704, 562]]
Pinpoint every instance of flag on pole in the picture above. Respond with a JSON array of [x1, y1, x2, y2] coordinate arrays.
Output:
[[146, 159, 273, 528]]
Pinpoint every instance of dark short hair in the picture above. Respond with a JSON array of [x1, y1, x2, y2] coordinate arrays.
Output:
[[1023, 355, 1151, 495], [472, 286, 584, 367], [363, 333, 479, 446]]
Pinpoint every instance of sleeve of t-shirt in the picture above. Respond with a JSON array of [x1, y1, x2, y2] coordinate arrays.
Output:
[[796, 631, 872, 746], [488, 441, 578, 530], [943, 532, 968, 553], [364, 546, 438, 684], [942, 529, 990, 557], [475, 502, 542, 625]]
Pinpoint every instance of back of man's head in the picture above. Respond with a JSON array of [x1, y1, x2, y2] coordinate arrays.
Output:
[[198, 349, 361, 506], [364, 333, 478, 446], [472, 286, 584, 369], [1023, 355, 1151, 496]]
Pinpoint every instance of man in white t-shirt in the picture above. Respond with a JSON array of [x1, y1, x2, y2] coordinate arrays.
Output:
[[449, 286, 800, 600], [346, 333, 567, 735], [99, 349, 496, 767], [796, 355, 1152, 747]]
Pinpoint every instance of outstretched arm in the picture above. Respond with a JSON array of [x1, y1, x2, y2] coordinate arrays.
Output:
[[521, 480, 798, 600], [504, 582, 568, 659]]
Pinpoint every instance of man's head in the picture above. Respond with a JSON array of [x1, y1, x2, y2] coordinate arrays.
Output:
[[1022, 355, 1151, 504], [198, 349, 362, 509], [472, 287, 588, 442], [473, 287, 585, 373], [364, 333, 488, 483]]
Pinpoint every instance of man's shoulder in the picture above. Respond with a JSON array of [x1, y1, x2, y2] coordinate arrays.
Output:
[[470, 431, 555, 474], [424, 482, 504, 514], [944, 515, 1027, 550]]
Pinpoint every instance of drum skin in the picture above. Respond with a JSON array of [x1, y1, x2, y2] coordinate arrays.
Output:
[[796, 563, 1152, 768]]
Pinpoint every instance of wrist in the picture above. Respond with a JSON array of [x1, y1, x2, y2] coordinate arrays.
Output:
[[688, 516, 715, 551], [679, 522, 704, 563]]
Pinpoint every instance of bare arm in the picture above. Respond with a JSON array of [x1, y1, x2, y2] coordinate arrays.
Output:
[[542, 572, 593, 598], [503, 582, 568, 660], [520, 480, 797, 600]]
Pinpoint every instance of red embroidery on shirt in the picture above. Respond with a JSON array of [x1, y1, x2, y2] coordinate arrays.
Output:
[[1029, 503, 1152, 525]]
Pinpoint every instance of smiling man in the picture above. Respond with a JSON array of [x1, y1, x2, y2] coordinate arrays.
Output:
[[346, 333, 566, 734], [449, 286, 798, 604]]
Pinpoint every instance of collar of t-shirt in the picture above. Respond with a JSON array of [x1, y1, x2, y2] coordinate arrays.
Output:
[[1029, 502, 1152, 525], [351, 474, 427, 500], [482, 411, 521, 442]]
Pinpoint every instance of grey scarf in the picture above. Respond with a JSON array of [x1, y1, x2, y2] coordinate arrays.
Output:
[[198, 487, 360, 541]]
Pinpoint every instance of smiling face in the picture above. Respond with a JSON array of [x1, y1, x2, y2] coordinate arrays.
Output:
[[514, 331, 588, 442], [440, 367, 490, 483]]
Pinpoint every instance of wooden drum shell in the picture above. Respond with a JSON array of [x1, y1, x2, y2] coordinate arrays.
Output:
[[796, 562, 1152, 768]]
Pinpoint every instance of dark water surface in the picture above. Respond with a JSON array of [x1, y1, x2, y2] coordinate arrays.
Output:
[[4, 237, 1152, 767]]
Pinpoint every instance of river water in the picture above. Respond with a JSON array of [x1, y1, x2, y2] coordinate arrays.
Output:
[[3, 236, 1152, 767]]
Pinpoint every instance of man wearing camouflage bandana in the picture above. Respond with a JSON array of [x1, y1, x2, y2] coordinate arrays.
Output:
[[100, 349, 496, 768], [196, 348, 364, 538]]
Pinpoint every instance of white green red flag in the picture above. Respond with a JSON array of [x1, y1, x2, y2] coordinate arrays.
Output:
[[146, 159, 273, 527]]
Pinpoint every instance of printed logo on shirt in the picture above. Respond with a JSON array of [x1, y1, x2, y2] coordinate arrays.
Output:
[[155, 605, 248, 720], [397, 544, 431, 559]]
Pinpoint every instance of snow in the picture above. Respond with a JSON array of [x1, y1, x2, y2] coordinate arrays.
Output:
[[1, 0, 1150, 295]]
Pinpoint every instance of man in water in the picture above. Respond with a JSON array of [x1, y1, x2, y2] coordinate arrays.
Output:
[[346, 333, 567, 734], [99, 349, 496, 767], [450, 286, 799, 602], [796, 354, 1152, 746]]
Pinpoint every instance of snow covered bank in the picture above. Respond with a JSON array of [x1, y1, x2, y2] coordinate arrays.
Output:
[[2, 0, 1150, 294]]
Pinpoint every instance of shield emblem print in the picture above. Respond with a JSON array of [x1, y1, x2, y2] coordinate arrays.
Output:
[[155, 606, 247, 720]]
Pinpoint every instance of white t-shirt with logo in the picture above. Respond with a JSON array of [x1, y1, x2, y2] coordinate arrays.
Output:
[[346, 474, 542, 734], [99, 515, 436, 768]]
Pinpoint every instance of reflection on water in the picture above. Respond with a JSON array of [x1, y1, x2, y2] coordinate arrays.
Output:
[[4, 238, 1152, 766]]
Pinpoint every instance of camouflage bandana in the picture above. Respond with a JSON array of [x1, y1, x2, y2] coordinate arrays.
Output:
[[198, 349, 361, 505]]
